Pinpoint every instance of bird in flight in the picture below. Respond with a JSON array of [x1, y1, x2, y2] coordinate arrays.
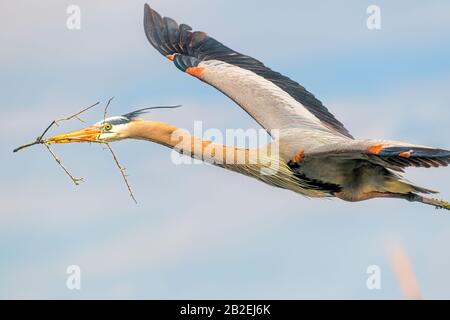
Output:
[[46, 4, 450, 209]]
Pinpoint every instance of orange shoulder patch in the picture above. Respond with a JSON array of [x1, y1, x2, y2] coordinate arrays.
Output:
[[186, 66, 205, 78], [399, 151, 412, 158], [291, 149, 305, 164], [166, 54, 175, 61], [368, 144, 384, 154]]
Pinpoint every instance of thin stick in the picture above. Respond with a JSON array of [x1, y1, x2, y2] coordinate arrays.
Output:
[[54, 101, 101, 126], [44, 143, 84, 185], [103, 97, 114, 122], [13, 139, 41, 153], [14, 99, 138, 203], [13, 101, 101, 153], [104, 142, 138, 204], [102, 97, 137, 203]]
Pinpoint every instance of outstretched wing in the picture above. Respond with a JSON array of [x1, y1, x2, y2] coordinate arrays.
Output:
[[301, 140, 450, 171], [143, 4, 353, 139]]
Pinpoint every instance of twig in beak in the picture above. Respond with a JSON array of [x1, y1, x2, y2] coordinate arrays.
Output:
[[44, 143, 84, 185], [103, 97, 114, 122], [14, 98, 138, 204], [53, 101, 101, 126], [13, 138, 42, 153], [101, 97, 138, 203], [13, 101, 101, 153], [104, 142, 138, 204]]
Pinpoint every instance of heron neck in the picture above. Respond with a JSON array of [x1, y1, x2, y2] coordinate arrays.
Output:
[[126, 120, 299, 192], [128, 120, 181, 148], [127, 120, 248, 163], [127, 120, 221, 159]]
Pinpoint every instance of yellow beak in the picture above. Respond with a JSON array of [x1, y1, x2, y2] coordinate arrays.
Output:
[[45, 126, 103, 144]]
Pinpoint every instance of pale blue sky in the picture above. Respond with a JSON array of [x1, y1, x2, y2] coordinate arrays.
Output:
[[1, 0, 450, 299]]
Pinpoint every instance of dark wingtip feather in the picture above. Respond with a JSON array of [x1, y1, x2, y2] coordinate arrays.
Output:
[[378, 146, 450, 168], [143, 4, 168, 55], [142, 4, 354, 139], [173, 54, 200, 72]]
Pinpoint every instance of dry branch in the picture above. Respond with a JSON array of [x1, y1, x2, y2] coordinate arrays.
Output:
[[104, 142, 138, 204], [13, 101, 100, 153], [103, 97, 114, 121], [13, 99, 138, 203], [44, 143, 84, 185]]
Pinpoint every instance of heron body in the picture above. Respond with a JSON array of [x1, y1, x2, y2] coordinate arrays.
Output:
[[46, 5, 450, 209]]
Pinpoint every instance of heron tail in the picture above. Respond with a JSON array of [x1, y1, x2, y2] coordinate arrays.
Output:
[[380, 177, 449, 210]]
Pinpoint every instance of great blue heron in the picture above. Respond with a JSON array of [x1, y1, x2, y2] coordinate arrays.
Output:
[[45, 4, 450, 210]]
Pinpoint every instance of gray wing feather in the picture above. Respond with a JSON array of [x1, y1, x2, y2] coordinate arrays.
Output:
[[143, 4, 353, 139]]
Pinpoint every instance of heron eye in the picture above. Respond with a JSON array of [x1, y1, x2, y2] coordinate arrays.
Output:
[[104, 123, 113, 131]]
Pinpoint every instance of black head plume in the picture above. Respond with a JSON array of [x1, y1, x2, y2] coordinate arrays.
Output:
[[122, 105, 181, 120]]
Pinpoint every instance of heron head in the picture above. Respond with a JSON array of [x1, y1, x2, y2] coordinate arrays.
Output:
[[45, 105, 180, 144]]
